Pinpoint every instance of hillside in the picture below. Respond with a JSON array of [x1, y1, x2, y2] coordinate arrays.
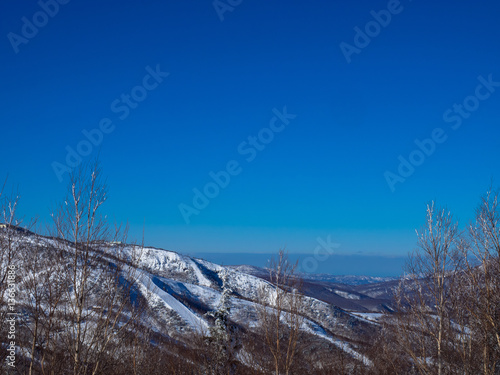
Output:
[[1, 227, 394, 372]]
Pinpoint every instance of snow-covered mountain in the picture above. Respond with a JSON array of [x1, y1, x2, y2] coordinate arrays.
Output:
[[2, 228, 398, 368], [115, 243, 392, 366]]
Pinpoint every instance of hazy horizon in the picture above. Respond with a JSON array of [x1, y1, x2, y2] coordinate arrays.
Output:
[[189, 252, 407, 278]]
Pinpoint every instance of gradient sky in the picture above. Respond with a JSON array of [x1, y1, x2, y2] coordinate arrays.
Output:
[[1, 0, 499, 264]]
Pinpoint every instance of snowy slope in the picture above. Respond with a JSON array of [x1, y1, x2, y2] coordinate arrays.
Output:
[[1, 230, 392, 368]]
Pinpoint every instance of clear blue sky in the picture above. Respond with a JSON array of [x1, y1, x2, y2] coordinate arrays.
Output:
[[1, 0, 499, 263]]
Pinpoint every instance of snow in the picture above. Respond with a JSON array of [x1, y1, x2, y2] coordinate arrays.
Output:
[[188, 258, 212, 287], [334, 290, 361, 300], [302, 320, 373, 367], [135, 270, 208, 332], [350, 312, 383, 325]]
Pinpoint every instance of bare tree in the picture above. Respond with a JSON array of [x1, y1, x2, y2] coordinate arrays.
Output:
[[393, 202, 461, 375], [0, 179, 22, 297], [0, 179, 26, 372], [368, 317, 415, 375], [50, 161, 144, 375], [459, 188, 500, 374], [18, 227, 68, 375], [257, 249, 304, 375]]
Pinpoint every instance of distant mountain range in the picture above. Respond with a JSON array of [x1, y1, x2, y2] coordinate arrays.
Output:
[[229, 264, 398, 285]]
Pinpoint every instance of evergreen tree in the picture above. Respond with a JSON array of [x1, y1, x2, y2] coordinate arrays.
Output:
[[204, 269, 237, 375]]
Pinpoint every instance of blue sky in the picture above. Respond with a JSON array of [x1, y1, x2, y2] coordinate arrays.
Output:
[[1, 0, 499, 272]]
